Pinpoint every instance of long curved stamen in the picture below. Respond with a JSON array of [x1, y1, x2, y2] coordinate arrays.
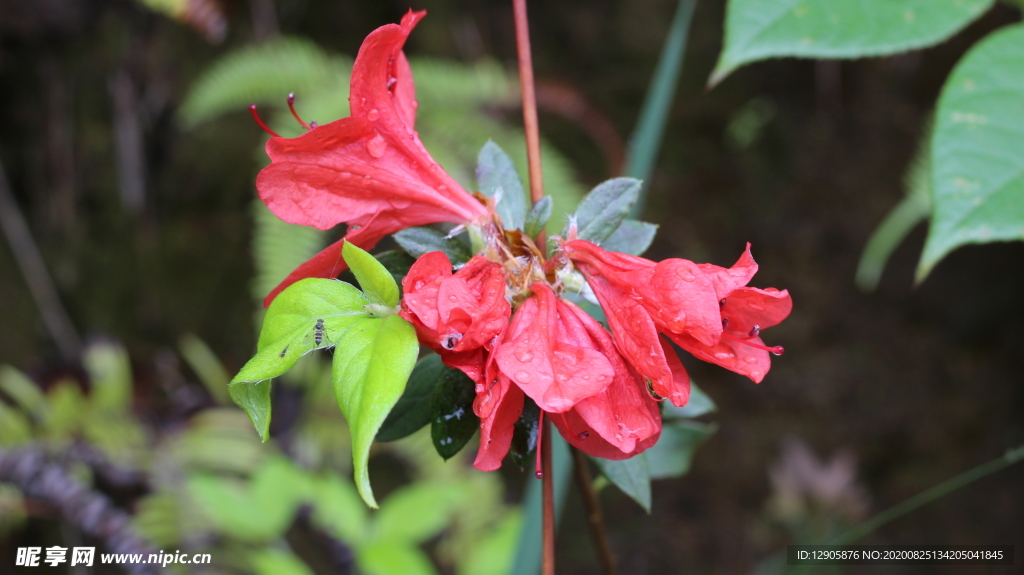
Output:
[[248, 104, 281, 137], [721, 331, 785, 355], [535, 411, 545, 478], [287, 93, 311, 130]]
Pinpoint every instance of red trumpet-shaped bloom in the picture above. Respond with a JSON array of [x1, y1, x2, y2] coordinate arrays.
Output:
[[564, 239, 792, 386], [255, 10, 487, 307]]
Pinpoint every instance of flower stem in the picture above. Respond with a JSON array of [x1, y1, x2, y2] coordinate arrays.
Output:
[[570, 447, 618, 575], [513, 0, 545, 204]]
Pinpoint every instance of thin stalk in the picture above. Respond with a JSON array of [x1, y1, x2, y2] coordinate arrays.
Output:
[[513, 0, 545, 204], [570, 447, 618, 575], [541, 417, 555, 575]]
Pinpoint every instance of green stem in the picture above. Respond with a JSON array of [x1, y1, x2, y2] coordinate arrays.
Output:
[[625, 0, 697, 215]]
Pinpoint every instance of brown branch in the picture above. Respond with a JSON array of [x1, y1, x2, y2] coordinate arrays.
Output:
[[513, 0, 544, 204], [570, 447, 619, 575], [541, 416, 555, 575]]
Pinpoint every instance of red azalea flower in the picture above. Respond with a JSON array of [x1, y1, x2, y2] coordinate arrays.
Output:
[[563, 239, 791, 385], [255, 10, 488, 307]]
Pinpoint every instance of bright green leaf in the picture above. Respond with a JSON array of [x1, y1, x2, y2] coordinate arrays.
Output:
[[646, 421, 717, 479], [377, 354, 445, 442], [228, 380, 273, 441], [250, 456, 309, 530], [918, 24, 1024, 280], [601, 220, 658, 255], [187, 473, 283, 541], [359, 541, 437, 575], [711, 0, 993, 85], [430, 366, 480, 460], [594, 453, 652, 513], [310, 474, 369, 546], [375, 481, 464, 543], [477, 140, 529, 230], [524, 196, 553, 239], [568, 178, 642, 245], [394, 226, 474, 264], [343, 241, 400, 308], [251, 549, 315, 575], [332, 314, 419, 508]]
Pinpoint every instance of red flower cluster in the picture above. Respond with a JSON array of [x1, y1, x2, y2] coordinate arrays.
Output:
[[255, 11, 792, 470]]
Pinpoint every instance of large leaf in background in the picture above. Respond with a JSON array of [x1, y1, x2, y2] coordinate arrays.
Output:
[[358, 542, 436, 575], [601, 220, 659, 256], [918, 24, 1024, 280], [394, 226, 474, 264], [430, 366, 480, 460], [230, 278, 370, 440], [332, 314, 418, 508], [646, 421, 717, 479], [375, 482, 464, 543], [710, 0, 993, 85]]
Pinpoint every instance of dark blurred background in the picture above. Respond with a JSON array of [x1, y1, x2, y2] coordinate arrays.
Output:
[[1, 0, 1022, 574]]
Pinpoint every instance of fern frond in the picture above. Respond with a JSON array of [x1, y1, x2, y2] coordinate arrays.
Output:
[[251, 201, 326, 306]]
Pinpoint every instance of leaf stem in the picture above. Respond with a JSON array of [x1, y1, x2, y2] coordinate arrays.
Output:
[[570, 447, 618, 575], [513, 0, 545, 204]]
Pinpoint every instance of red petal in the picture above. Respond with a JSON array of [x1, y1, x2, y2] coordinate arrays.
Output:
[[550, 410, 660, 460], [697, 243, 758, 299], [558, 302, 662, 454], [719, 287, 792, 335], [495, 284, 614, 413], [643, 258, 722, 347], [473, 356, 524, 471], [657, 336, 691, 407], [669, 331, 773, 383]]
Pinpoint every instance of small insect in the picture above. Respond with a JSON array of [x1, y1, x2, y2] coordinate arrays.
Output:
[[279, 345, 289, 357], [645, 378, 666, 401], [314, 318, 326, 346]]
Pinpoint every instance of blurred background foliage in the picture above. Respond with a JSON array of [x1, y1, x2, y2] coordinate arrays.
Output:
[[1, 0, 1023, 574]]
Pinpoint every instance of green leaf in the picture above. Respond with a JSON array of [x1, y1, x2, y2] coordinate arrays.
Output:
[[711, 0, 994, 85], [430, 365, 480, 460], [394, 226, 474, 264], [508, 398, 540, 470], [178, 333, 231, 404], [0, 400, 32, 445], [374, 249, 418, 285], [251, 549, 315, 575], [0, 366, 47, 420], [310, 474, 369, 546], [377, 354, 445, 442], [601, 220, 659, 256], [461, 511, 523, 575], [918, 24, 1024, 280], [358, 542, 437, 575], [375, 481, 464, 543], [662, 381, 717, 419], [250, 456, 309, 532], [646, 420, 716, 479], [524, 196, 553, 239], [188, 473, 284, 541], [228, 380, 273, 442], [343, 241, 400, 308], [332, 314, 419, 508], [568, 178, 642, 245], [82, 340, 132, 411], [477, 140, 529, 230], [593, 453, 652, 513]]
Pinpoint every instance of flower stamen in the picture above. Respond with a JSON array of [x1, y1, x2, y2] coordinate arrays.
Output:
[[721, 331, 785, 355], [248, 104, 281, 137], [535, 411, 545, 478], [287, 93, 312, 130]]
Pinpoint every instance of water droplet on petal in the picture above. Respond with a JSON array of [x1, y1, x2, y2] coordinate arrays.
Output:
[[597, 374, 606, 381], [515, 370, 532, 383], [744, 356, 757, 364], [750, 370, 763, 379], [366, 133, 386, 158], [448, 294, 458, 302], [577, 431, 590, 440], [714, 351, 736, 360], [516, 350, 534, 362], [677, 269, 696, 281], [366, 108, 380, 121]]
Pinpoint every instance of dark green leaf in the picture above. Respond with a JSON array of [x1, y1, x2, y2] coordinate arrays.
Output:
[[711, 0, 993, 85], [601, 220, 658, 255], [373, 249, 417, 286], [524, 196, 553, 239], [567, 178, 642, 245], [593, 453, 651, 513], [477, 140, 528, 230], [918, 24, 1024, 280], [332, 314, 419, 508], [646, 420, 716, 479], [661, 381, 716, 419], [377, 354, 445, 442], [343, 241, 400, 307], [394, 226, 474, 264], [508, 398, 540, 470], [430, 364, 480, 460]]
